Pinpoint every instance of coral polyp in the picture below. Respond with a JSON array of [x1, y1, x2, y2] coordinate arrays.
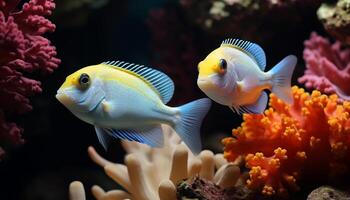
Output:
[[223, 86, 350, 196]]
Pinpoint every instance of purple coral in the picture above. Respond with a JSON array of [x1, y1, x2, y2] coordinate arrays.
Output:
[[298, 32, 350, 101], [0, 0, 60, 157]]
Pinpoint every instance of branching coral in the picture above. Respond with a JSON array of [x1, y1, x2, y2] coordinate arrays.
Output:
[[0, 0, 60, 156], [69, 126, 245, 200], [298, 32, 350, 101], [318, 0, 350, 45], [223, 86, 350, 197]]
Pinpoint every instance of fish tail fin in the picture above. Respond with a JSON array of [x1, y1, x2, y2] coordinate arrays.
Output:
[[174, 98, 211, 155], [268, 55, 297, 104]]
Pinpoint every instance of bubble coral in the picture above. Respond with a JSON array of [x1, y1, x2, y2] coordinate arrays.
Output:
[[0, 0, 60, 156], [69, 126, 244, 200], [222, 86, 350, 197], [298, 32, 350, 101]]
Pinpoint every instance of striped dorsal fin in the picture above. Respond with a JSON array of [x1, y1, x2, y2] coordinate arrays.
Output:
[[103, 61, 174, 104], [221, 38, 266, 70]]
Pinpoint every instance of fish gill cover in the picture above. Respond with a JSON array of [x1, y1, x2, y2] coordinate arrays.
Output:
[[0, 0, 60, 158]]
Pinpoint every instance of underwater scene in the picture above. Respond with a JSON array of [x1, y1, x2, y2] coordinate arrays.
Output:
[[2, 0, 350, 199]]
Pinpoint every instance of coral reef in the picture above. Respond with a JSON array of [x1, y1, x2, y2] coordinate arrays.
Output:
[[69, 125, 245, 200], [318, 0, 350, 46], [0, 0, 60, 157], [298, 32, 350, 101], [223, 86, 350, 197]]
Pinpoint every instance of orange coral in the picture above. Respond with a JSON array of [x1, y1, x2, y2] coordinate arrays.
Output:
[[222, 86, 350, 197]]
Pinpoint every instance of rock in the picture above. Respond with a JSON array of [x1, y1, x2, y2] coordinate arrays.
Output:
[[307, 186, 350, 200], [176, 176, 253, 200], [317, 0, 350, 45]]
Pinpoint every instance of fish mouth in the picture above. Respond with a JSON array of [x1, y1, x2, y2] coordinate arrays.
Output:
[[197, 76, 215, 88], [56, 91, 74, 105], [56, 87, 106, 113], [197, 77, 211, 84]]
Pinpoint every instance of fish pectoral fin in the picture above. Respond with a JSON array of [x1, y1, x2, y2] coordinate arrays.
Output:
[[105, 125, 164, 148], [236, 81, 244, 92], [95, 126, 113, 151], [239, 91, 268, 114], [230, 92, 268, 115], [229, 105, 240, 115], [101, 100, 112, 113]]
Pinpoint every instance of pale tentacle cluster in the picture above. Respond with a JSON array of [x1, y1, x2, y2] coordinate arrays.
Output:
[[69, 125, 242, 200]]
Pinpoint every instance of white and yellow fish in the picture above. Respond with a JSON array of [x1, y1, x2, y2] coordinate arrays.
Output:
[[56, 61, 211, 154], [197, 38, 297, 114]]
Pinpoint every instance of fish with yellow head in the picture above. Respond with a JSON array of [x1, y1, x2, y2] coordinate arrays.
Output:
[[197, 38, 297, 114], [56, 61, 211, 154]]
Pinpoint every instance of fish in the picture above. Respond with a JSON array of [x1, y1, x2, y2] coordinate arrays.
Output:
[[197, 38, 297, 114], [56, 61, 211, 154]]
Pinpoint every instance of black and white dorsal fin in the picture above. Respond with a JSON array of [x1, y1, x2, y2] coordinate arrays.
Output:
[[221, 38, 266, 70], [103, 61, 174, 104]]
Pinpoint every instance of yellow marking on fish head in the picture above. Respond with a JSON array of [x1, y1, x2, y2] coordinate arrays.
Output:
[[59, 65, 100, 90], [198, 48, 226, 77]]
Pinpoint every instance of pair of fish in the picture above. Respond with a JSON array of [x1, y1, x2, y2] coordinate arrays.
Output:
[[56, 38, 296, 154]]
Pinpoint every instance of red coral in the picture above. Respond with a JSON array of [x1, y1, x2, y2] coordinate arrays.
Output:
[[222, 86, 350, 197], [0, 0, 60, 157], [298, 32, 350, 101]]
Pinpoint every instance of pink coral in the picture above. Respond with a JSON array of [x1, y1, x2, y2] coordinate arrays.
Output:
[[298, 32, 350, 101], [0, 0, 60, 157], [223, 86, 350, 197]]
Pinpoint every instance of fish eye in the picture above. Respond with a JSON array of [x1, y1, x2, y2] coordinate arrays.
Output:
[[219, 59, 227, 73], [78, 73, 90, 90]]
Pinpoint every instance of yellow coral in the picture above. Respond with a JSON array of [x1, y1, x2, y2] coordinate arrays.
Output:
[[223, 86, 350, 196]]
